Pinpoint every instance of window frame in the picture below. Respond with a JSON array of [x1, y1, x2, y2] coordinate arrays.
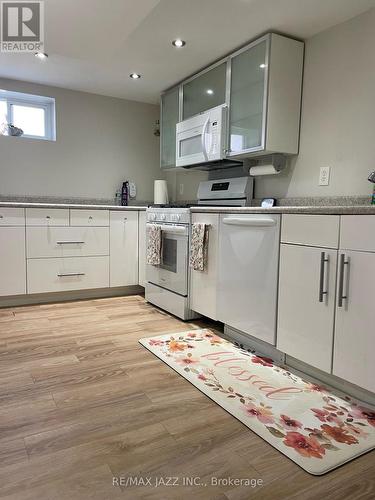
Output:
[[0, 90, 56, 141]]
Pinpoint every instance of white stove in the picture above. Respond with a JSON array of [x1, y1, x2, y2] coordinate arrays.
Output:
[[145, 176, 253, 320]]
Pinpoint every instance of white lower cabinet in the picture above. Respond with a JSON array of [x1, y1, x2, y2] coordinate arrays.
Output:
[[27, 256, 109, 294], [0, 227, 26, 296], [333, 250, 375, 393], [277, 244, 337, 372], [138, 211, 146, 287], [110, 211, 138, 287], [190, 213, 219, 320]]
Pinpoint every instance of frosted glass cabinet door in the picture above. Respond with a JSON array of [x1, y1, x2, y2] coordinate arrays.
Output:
[[182, 63, 227, 120], [229, 39, 267, 154], [161, 87, 179, 169]]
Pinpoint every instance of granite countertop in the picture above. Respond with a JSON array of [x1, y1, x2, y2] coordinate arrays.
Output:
[[0, 201, 147, 211], [190, 205, 375, 215]]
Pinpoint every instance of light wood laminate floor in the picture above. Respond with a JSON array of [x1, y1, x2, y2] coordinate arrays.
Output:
[[0, 295, 374, 500]]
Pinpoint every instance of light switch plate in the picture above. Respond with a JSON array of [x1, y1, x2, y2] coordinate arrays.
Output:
[[319, 166, 330, 186]]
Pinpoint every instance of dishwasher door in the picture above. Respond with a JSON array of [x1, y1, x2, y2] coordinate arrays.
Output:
[[217, 214, 281, 345]]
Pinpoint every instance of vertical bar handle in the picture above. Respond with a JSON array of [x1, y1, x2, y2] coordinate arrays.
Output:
[[319, 252, 329, 303], [338, 253, 349, 308], [201, 117, 210, 161]]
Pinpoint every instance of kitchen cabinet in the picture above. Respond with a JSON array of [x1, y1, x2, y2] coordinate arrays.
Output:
[[138, 211, 146, 287], [277, 244, 338, 372], [278, 215, 340, 372], [109, 211, 138, 287], [182, 62, 227, 120], [0, 227, 26, 296], [228, 33, 304, 157], [27, 256, 109, 294], [333, 251, 375, 393], [190, 213, 219, 320], [160, 87, 180, 169], [217, 214, 281, 345], [332, 216, 375, 393]]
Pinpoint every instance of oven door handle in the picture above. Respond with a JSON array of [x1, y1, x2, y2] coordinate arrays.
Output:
[[147, 223, 188, 236]]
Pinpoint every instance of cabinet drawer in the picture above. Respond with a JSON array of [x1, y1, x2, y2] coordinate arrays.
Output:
[[26, 227, 109, 258], [0, 207, 25, 226], [281, 214, 340, 248], [70, 209, 109, 227], [27, 256, 109, 294], [340, 215, 375, 252], [26, 208, 69, 226]]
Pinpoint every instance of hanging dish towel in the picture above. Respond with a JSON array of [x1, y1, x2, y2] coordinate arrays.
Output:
[[146, 224, 162, 266], [190, 223, 209, 271]]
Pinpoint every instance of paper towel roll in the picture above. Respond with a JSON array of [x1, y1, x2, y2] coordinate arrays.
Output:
[[249, 165, 281, 176], [154, 180, 169, 205]]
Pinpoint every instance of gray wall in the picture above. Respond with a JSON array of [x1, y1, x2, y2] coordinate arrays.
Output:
[[256, 8, 375, 199], [0, 78, 161, 202]]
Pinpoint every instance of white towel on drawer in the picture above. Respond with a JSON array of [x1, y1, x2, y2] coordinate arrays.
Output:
[[146, 224, 161, 266], [190, 223, 209, 271]]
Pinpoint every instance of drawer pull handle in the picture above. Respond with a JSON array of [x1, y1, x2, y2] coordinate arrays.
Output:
[[46, 216, 51, 219], [56, 241, 85, 245], [57, 272, 85, 277]]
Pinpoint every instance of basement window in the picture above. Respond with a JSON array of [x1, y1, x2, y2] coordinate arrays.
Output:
[[0, 90, 56, 141]]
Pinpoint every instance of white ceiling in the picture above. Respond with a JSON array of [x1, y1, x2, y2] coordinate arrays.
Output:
[[0, 0, 375, 104]]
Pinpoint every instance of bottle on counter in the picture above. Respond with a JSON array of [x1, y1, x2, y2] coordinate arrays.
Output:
[[121, 181, 129, 206], [368, 171, 375, 205]]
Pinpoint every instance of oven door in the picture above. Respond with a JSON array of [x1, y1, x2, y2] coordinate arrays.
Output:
[[146, 223, 189, 296]]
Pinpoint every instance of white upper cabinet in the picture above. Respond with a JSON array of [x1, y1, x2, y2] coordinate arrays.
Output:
[[160, 32, 304, 169], [182, 63, 227, 120], [160, 87, 180, 170], [228, 34, 304, 158]]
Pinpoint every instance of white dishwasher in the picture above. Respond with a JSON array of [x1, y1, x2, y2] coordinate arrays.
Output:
[[217, 214, 281, 345]]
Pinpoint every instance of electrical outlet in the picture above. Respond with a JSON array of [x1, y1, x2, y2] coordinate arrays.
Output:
[[319, 166, 330, 186], [179, 183, 184, 195]]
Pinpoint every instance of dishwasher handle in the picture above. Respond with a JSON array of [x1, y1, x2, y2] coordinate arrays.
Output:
[[222, 217, 277, 227]]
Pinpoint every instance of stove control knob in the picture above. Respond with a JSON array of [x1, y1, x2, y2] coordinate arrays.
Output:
[[161, 214, 166, 221], [175, 214, 181, 221]]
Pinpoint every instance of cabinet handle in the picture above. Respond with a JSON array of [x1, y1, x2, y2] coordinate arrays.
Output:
[[0, 215, 3, 219], [338, 253, 349, 308], [57, 272, 85, 277], [319, 252, 329, 302], [56, 241, 85, 245]]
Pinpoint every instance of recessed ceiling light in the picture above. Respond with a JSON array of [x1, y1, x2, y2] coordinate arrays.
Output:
[[35, 52, 48, 60], [206, 89, 214, 95], [129, 73, 141, 79], [259, 63, 267, 69], [172, 39, 186, 48]]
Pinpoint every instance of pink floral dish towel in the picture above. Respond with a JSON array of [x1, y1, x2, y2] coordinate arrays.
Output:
[[190, 223, 209, 271], [146, 224, 161, 266]]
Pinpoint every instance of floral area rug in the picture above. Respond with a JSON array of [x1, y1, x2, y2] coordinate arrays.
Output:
[[139, 329, 375, 475]]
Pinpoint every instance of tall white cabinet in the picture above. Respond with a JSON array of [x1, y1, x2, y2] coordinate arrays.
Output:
[[0, 208, 26, 296], [110, 211, 139, 287], [333, 216, 375, 393], [190, 213, 219, 320]]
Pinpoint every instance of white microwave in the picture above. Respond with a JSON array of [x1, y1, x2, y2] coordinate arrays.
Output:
[[176, 105, 228, 168]]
